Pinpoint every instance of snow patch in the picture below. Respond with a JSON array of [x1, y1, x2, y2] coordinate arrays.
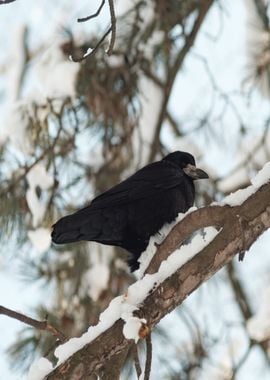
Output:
[[223, 161, 270, 206], [138, 207, 197, 276], [83, 244, 112, 302], [34, 40, 79, 98], [85, 262, 110, 302], [53, 296, 124, 364], [251, 161, 270, 188], [26, 163, 53, 227], [3, 101, 33, 154], [28, 228, 51, 254], [28, 358, 53, 380], [123, 316, 146, 342], [247, 286, 270, 342]]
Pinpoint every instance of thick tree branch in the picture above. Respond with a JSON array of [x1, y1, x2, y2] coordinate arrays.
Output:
[[47, 181, 270, 379], [146, 205, 230, 274]]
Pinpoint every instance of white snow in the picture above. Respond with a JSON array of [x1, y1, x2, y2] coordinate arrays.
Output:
[[123, 316, 146, 342], [26, 163, 54, 227], [34, 39, 79, 98], [53, 296, 125, 364], [28, 228, 51, 254], [132, 76, 164, 167], [7, 24, 28, 102], [26, 163, 54, 191], [247, 286, 270, 342], [83, 244, 112, 302], [218, 129, 270, 195], [28, 358, 53, 380], [250, 162, 270, 188], [85, 262, 110, 301], [223, 161, 270, 206], [3, 101, 34, 154], [138, 207, 197, 276], [222, 185, 255, 207]]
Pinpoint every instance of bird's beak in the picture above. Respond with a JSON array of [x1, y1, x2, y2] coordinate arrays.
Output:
[[183, 164, 209, 180]]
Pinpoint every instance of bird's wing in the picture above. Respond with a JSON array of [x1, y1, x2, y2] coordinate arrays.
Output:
[[90, 161, 185, 209], [51, 160, 187, 246]]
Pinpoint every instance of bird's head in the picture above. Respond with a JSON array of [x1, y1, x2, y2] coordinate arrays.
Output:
[[163, 151, 209, 180]]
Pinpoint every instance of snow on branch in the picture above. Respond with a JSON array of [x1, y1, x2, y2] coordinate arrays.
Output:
[[25, 162, 270, 380]]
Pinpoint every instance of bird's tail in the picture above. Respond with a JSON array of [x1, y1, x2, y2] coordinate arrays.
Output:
[[51, 206, 96, 244], [51, 215, 83, 244]]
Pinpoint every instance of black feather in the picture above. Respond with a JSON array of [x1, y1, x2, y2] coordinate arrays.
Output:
[[51, 151, 208, 271]]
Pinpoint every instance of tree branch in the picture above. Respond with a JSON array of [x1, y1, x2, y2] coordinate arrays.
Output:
[[46, 180, 270, 379], [0, 0, 17, 4], [144, 334, 152, 380], [132, 344, 142, 379], [0, 305, 66, 342], [106, 0, 116, 55], [73, 0, 116, 61], [77, 0, 106, 23]]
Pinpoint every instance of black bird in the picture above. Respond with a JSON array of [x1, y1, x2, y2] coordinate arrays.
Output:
[[51, 151, 208, 271]]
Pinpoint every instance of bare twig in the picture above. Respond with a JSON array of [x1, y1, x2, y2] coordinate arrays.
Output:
[[70, 27, 112, 62], [144, 333, 152, 380], [0, 305, 66, 342], [107, 0, 116, 55], [77, 0, 106, 22], [73, 0, 116, 61], [133, 344, 142, 378], [0, 0, 17, 4]]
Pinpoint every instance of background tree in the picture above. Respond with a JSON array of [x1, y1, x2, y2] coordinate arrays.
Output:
[[1, 0, 270, 379]]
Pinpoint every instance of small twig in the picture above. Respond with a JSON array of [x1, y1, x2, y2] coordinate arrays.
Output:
[[144, 333, 152, 380], [0, 305, 66, 342], [0, 0, 17, 4], [77, 0, 106, 22], [133, 344, 142, 379], [107, 0, 116, 55], [70, 27, 112, 62], [73, 0, 116, 61]]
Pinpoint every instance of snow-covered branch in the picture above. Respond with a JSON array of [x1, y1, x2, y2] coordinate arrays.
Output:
[[27, 164, 270, 380]]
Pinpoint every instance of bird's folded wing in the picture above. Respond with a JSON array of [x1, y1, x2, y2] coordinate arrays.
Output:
[[90, 161, 185, 209]]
